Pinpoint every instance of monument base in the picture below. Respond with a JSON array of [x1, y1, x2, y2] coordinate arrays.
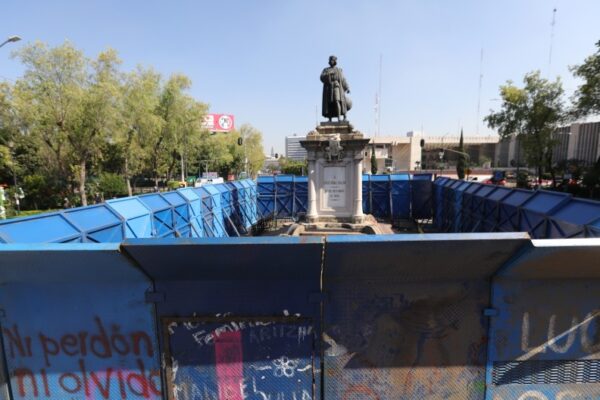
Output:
[[285, 214, 393, 236], [300, 122, 370, 224]]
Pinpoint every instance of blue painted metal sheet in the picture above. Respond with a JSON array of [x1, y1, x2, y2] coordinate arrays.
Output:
[[487, 240, 600, 399], [122, 237, 324, 400], [433, 177, 450, 229], [220, 183, 240, 235], [461, 182, 485, 232], [411, 173, 433, 219], [497, 188, 535, 233], [390, 173, 411, 220], [451, 180, 475, 232], [322, 233, 529, 400], [519, 191, 572, 238], [193, 186, 216, 237], [162, 191, 191, 237], [546, 198, 600, 238], [138, 193, 176, 238], [469, 184, 497, 232], [232, 180, 252, 229], [0, 244, 161, 399], [293, 176, 308, 215], [257, 175, 275, 219], [177, 188, 204, 238], [62, 204, 124, 243], [0, 212, 81, 243], [362, 174, 370, 214], [202, 185, 228, 237], [370, 175, 391, 218], [243, 179, 258, 225], [275, 175, 294, 218], [106, 197, 153, 238], [480, 186, 512, 232]]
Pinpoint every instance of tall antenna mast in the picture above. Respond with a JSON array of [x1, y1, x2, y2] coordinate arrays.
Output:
[[549, 7, 557, 73], [476, 48, 484, 136], [376, 54, 382, 137]]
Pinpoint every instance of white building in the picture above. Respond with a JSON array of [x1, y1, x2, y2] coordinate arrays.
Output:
[[285, 134, 307, 161]]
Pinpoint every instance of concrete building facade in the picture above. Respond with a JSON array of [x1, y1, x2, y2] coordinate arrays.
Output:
[[285, 134, 307, 160]]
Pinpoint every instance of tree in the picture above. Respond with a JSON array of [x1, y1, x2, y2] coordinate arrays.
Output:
[[278, 157, 306, 176], [485, 71, 565, 184], [370, 146, 377, 174], [456, 129, 466, 179], [571, 40, 600, 116], [118, 68, 163, 195]]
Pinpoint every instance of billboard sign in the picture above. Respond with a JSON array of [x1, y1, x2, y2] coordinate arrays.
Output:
[[202, 114, 235, 132]]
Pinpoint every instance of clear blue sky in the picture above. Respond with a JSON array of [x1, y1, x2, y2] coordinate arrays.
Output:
[[2, 0, 600, 154]]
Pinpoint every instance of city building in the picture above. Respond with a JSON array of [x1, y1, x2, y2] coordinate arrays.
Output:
[[362, 131, 499, 173], [495, 121, 600, 168], [285, 134, 307, 161]]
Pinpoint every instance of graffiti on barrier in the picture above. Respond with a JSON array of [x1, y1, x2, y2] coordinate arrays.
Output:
[[2, 316, 160, 399]]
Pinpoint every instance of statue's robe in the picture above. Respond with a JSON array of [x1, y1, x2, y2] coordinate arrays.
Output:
[[321, 66, 351, 119]]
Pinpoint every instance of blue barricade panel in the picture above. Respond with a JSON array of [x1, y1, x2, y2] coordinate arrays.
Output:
[[106, 197, 153, 238], [481, 186, 512, 232], [202, 185, 227, 237], [362, 174, 370, 214], [0, 212, 81, 243], [257, 175, 275, 219], [122, 237, 324, 400], [162, 191, 191, 237], [497, 188, 535, 233], [275, 175, 294, 218], [461, 182, 485, 232], [390, 173, 410, 220], [547, 198, 600, 238], [519, 191, 572, 238], [62, 204, 124, 243], [433, 177, 450, 228], [138, 193, 175, 238], [410, 173, 433, 219], [322, 233, 529, 400], [487, 240, 600, 399], [370, 175, 391, 218], [177, 188, 204, 238], [294, 176, 308, 215], [470, 184, 497, 231], [0, 244, 161, 399]]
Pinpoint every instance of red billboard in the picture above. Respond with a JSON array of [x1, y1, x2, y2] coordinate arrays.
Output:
[[202, 114, 235, 132]]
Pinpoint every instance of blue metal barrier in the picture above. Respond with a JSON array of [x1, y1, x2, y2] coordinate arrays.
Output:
[[390, 173, 411, 220], [1, 234, 600, 399], [434, 177, 600, 238]]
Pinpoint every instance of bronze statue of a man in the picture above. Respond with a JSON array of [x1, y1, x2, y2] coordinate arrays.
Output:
[[321, 55, 352, 121]]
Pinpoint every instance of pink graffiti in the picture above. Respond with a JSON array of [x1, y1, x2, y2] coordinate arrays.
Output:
[[215, 331, 243, 400]]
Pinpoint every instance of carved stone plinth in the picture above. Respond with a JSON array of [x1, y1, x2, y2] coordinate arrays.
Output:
[[300, 122, 369, 224]]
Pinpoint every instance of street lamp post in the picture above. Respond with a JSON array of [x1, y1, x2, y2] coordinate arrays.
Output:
[[0, 36, 21, 49]]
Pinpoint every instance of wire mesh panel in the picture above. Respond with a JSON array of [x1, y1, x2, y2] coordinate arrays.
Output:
[[487, 243, 600, 400], [323, 234, 528, 400]]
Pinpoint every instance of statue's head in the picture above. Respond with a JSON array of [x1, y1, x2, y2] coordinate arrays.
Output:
[[328, 55, 337, 67]]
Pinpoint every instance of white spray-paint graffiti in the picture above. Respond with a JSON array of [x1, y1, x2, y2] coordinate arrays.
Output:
[[519, 310, 600, 359], [174, 377, 312, 400], [493, 390, 591, 400]]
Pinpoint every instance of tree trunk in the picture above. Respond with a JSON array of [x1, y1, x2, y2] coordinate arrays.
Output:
[[124, 156, 133, 197], [79, 160, 87, 207]]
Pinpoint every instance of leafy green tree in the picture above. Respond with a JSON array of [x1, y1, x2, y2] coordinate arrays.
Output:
[[485, 71, 565, 184], [117, 68, 163, 195], [278, 157, 306, 176], [571, 40, 600, 116], [456, 129, 466, 179], [370, 146, 377, 174]]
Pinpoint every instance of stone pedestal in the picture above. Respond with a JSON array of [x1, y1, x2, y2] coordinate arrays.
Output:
[[300, 122, 370, 224]]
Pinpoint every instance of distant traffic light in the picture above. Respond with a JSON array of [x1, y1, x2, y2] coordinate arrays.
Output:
[[237, 137, 243, 146], [274, 153, 279, 159], [420, 139, 425, 148]]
